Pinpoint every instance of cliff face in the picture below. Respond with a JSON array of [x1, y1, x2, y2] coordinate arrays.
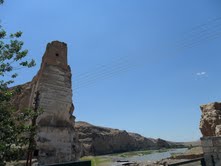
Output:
[[75, 121, 173, 156], [12, 41, 81, 165], [200, 102, 221, 136]]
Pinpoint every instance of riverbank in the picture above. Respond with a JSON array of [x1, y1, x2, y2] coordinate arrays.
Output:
[[6, 147, 201, 166], [141, 147, 203, 166], [80, 148, 188, 166]]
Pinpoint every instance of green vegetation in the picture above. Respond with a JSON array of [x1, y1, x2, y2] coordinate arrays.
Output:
[[112, 150, 152, 157], [81, 156, 111, 166], [110, 148, 170, 158], [80, 149, 171, 166], [0, 1, 38, 165]]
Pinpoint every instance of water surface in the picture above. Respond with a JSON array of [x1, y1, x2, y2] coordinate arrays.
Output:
[[124, 148, 188, 162]]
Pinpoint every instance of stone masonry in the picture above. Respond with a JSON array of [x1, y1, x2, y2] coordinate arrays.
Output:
[[12, 41, 81, 165], [200, 102, 221, 166], [201, 137, 221, 166]]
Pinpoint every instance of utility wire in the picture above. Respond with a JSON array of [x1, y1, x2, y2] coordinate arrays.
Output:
[[74, 18, 221, 84], [73, 16, 221, 91]]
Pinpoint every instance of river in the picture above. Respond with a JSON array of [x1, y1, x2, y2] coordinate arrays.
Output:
[[123, 148, 188, 162], [81, 148, 188, 166], [109, 148, 188, 166]]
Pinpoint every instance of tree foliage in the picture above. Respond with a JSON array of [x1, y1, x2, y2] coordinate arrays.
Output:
[[0, 103, 37, 165], [0, 1, 39, 165], [0, 26, 35, 89]]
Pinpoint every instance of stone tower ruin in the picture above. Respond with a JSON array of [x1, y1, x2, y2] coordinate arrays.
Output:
[[12, 41, 81, 165]]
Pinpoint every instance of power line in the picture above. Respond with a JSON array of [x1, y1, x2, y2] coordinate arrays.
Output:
[[73, 16, 221, 91], [73, 58, 142, 91]]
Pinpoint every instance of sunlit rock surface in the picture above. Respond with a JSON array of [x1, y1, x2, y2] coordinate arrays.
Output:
[[200, 102, 221, 136], [76, 121, 177, 156], [12, 41, 81, 165]]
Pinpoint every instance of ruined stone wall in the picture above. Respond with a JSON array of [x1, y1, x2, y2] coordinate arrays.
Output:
[[200, 102, 221, 137], [201, 137, 221, 166], [200, 102, 221, 166], [12, 41, 81, 165]]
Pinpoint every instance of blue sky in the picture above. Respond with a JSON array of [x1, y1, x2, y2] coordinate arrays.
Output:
[[2, 0, 221, 142]]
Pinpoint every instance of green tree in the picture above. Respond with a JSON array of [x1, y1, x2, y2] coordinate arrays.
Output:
[[0, 1, 38, 165]]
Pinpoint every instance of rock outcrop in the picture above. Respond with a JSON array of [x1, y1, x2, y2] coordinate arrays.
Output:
[[199, 102, 221, 136], [75, 121, 178, 156], [12, 41, 81, 165]]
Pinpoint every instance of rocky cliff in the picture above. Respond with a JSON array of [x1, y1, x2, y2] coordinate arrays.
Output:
[[200, 102, 221, 136], [12, 41, 81, 165], [75, 121, 180, 156]]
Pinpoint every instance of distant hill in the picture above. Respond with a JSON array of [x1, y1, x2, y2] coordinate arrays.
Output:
[[75, 121, 186, 156]]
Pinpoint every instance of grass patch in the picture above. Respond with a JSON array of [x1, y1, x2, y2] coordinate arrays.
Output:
[[116, 151, 152, 157], [80, 156, 111, 166], [80, 148, 172, 165], [110, 148, 170, 158]]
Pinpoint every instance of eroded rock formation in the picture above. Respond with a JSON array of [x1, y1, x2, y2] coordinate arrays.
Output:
[[12, 41, 81, 165], [75, 121, 179, 156], [199, 102, 221, 136]]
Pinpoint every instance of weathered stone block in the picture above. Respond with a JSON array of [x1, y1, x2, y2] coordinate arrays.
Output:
[[212, 137, 221, 146], [213, 147, 221, 153], [201, 137, 213, 147], [203, 147, 214, 153], [201, 136, 221, 166]]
